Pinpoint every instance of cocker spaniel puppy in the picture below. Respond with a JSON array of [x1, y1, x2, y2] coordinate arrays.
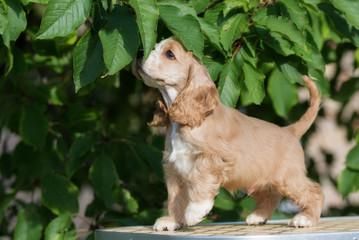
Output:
[[134, 38, 323, 231]]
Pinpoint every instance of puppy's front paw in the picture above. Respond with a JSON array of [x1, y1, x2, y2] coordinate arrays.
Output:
[[153, 216, 181, 231], [246, 213, 267, 225], [184, 200, 213, 226], [289, 214, 314, 228]]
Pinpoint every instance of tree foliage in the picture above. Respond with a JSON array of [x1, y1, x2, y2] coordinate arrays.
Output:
[[0, 0, 359, 238]]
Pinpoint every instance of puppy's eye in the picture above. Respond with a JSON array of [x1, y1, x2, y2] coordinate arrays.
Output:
[[165, 50, 176, 60]]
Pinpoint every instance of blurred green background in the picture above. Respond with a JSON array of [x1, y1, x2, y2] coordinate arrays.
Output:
[[0, 0, 359, 239]]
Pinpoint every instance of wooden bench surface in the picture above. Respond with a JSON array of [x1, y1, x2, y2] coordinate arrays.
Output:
[[95, 217, 359, 240]]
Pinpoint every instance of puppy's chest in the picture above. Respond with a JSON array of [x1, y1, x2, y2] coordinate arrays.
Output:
[[168, 123, 199, 175]]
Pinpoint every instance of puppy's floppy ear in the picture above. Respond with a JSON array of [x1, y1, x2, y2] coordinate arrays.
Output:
[[168, 64, 219, 128], [148, 99, 169, 127]]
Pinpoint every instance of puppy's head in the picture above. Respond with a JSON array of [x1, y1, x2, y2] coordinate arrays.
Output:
[[134, 38, 220, 128], [135, 38, 193, 89]]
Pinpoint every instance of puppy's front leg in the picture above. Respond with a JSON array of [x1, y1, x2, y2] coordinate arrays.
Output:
[[246, 188, 282, 225], [184, 157, 221, 226], [153, 164, 187, 231], [184, 196, 214, 226]]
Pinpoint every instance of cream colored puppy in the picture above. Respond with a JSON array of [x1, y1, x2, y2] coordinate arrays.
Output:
[[134, 38, 323, 231]]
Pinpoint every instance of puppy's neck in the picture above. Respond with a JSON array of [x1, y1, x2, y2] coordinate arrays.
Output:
[[159, 86, 178, 107]]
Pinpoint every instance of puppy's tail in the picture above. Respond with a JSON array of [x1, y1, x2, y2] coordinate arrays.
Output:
[[285, 76, 320, 138]]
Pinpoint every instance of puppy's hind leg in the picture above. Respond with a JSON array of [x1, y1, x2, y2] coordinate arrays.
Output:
[[278, 176, 323, 228], [246, 188, 282, 225]]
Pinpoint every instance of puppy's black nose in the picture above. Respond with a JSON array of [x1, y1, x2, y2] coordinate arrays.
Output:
[[132, 55, 142, 79], [136, 49, 144, 59]]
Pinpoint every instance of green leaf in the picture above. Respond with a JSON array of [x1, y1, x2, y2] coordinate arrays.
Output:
[[13, 143, 50, 181], [254, 15, 306, 50], [68, 135, 93, 160], [255, 11, 311, 60], [14, 207, 43, 240], [66, 134, 94, 177], [42, 173, 79, 215], [241, 38, 256, 62], [214, 188, 235, 211], [20, 104, 48, 149], [264, 32, 296, 56], [22, 0, 48, 4], [268, 68, 298, 118], [302, 0, 321, 5], [305, 6, 324, 49], [89, 153, 118, 208], [256, 13, 323, 70], [36, 0, 92, 39], [240, 61, 265, 105], [0, 0, 8, 36], [352, 29, 359, 48], [99, 6, 139, 75], [220, 14, 248, 53], [239, 196, 256, 217], [278, 0, 309, 30], [73, 32, 104, 92], [319, 2, 359, 48], [204, 2, 224, 25], [279, 62, 303, 84], [308, 67, 329, 96], [295, 44, 324, 71], [198, 18, 223, 53], [133, 143, 163, 178], [48, 86, 64, 106], [0, 41, 14, 75], [329, 0, 359, 29], [158, 0, 197, 16], [251, 8, 323, 70], [1, 0, 27, 47], [203, 57, 222, 81], [129, 0, 158, 59], [223, 0, 253, 16], [189, 0, 212, 13], [0, 194, 13, 224], [218, 59, 241, 107], [119, 189, 139, 214], [98, 0, 109, 11], [158, 3, 204, 58], [347, 144, 359, 171], [333, 77, 359, 102], [45, 214, 76, 240], [338, 168, 359, 197], [234, 47, 265, 105]]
